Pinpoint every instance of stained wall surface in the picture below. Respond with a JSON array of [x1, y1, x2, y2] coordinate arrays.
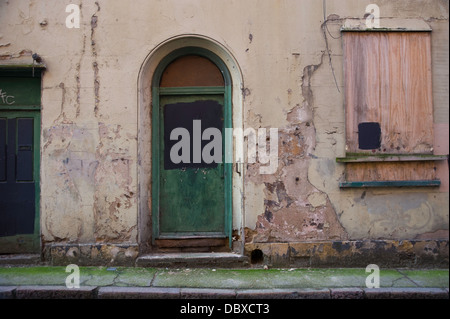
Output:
[[0, 0, 448, 264]]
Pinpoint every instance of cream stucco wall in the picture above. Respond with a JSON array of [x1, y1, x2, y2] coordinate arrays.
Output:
[[0, 0, 448, 255]]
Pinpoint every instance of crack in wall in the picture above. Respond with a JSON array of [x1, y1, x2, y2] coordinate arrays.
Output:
[[93, 61, 100, 117], [90, 2, 100, 57], [301, 52, 325, 111], [75, 35, 86, 118], [91, 2, 100, 117], [54, 82, 68, 124]]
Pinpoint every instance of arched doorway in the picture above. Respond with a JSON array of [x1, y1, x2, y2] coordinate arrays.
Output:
[[138, 36, 244, 254], [152, 47, 232, 251]]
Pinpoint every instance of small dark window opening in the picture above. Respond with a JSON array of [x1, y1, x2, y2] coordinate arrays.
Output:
[[358, 122, 381, 150]]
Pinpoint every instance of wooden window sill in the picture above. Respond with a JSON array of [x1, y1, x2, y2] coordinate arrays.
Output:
[[339, 180, 441, 188], [336, 154, 448, 163]]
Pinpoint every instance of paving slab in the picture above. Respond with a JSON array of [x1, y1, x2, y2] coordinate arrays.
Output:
[[87, 267, 157, 287], [151, 268, 409, 289], [0, 266, 157, 287], [1, 266, 448, 300], [78, 267, 119, 286], [398, 269, 449, 288], [0, 267, 68, 286]]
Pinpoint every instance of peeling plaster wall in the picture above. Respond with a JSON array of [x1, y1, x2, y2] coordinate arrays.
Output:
[[0, 0, 448, 260], [306, 1, 449, 242]]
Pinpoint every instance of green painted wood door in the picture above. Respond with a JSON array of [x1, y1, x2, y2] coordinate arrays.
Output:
[[151, 49, 233, 247], [158, 94, 226, 238], [0, 69, 42, 253], [0, 111, 40, 253]]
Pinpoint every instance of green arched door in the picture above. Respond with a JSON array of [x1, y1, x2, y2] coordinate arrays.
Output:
[[152, 48, 232, 249]]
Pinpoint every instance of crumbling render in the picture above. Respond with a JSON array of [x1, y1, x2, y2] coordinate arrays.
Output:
[[94, 122, 137, 242], [246, 52, 348, 243], [0, 49, 32, 60]]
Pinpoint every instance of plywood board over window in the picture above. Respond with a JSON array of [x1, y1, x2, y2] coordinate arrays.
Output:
[[340, 31, 443, 187], [344, 32, 433, 154]]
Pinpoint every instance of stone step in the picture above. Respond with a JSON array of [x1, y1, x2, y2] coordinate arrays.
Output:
[[135, 252, 249, 268], [0, 254, 41, 266]]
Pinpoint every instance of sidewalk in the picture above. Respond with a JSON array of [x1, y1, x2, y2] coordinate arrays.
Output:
[[0, 266, 448, 299]]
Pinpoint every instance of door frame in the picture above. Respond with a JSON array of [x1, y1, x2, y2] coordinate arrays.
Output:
[[151, 47, 233, 247], [0, 66, 42, 253], [0, 111, 40, 250], [151, 47, 233, 248], [137, 35, 245, 254]]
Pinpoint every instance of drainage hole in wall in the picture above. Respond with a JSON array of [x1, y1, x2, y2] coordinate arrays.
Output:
[[251, 249, 264, 264]]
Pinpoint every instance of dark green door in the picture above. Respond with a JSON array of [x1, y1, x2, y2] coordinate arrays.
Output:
[[0, 69, 42, 253], [159, 94, 225, 237], [0, 111, 40, 253], [152, 50, 233, 247]]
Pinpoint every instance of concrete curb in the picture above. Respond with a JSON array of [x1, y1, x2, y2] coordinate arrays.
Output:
[[363, 287, 450, 299], [0, 286, 16, 299], [1, 286, 97, 299], [98, 287, 181, 299], [331, 288, 365, 299], [1, 286, 448, 299]]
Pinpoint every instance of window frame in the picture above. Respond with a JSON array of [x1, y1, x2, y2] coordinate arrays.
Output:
[[338, 29, 446, 188]]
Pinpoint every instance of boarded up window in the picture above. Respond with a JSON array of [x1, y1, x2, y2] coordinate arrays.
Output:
[[344, 32, 433, 154], [341, 32, 440, 186]]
